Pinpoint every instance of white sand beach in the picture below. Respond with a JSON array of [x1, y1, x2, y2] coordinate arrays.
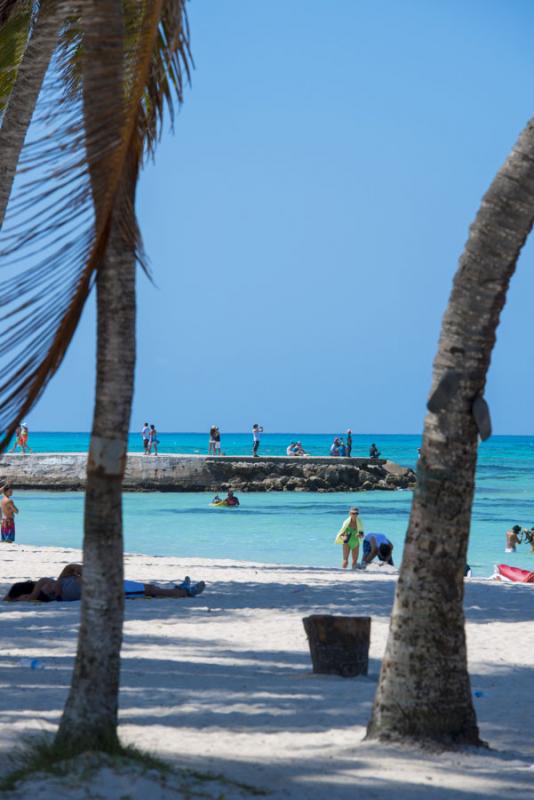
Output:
[[0, 544, 533, 799]]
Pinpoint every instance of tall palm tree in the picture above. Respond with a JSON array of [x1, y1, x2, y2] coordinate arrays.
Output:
[[0, 0, 191, 751], [367, 118, 534, 746]]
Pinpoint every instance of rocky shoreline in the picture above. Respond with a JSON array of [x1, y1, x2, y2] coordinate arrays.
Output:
[[0, 453, 416, 492]]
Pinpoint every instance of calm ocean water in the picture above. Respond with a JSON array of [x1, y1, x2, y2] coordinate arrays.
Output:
[[5, 433, 534, 576]]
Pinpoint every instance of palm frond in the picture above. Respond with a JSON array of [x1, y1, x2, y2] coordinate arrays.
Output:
[[0, 0, 192, 450], [0, 0, 32, 115], [0, 0, 21, 27]]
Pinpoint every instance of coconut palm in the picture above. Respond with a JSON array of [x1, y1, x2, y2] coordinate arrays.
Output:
[[0, 0, 191, 751], [367, 118, 534, 746]]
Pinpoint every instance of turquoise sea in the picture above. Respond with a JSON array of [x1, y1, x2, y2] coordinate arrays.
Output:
[[6, 433, 534, 577]]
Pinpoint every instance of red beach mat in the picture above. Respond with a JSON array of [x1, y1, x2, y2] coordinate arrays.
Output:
[[497, 564, 534, 583]]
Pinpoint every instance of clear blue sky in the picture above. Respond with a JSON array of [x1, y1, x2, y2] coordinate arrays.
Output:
[[28, 0, 534, 433]]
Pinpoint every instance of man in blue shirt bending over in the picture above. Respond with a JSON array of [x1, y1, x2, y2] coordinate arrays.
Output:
[[361, 532, 394, 566]]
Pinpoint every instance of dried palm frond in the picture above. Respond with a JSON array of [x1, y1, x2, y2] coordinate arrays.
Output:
[[0, 0, 22, 28], [0, 0, 192, 450], [0, 0, 33, 116]]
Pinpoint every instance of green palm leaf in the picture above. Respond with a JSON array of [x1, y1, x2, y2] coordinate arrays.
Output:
[[0, 0, 192, 450]]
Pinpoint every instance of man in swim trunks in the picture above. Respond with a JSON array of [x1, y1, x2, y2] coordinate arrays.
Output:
[[335, 507, 364, 569], [505, 525, 523, 553], [3, 564, 206, 601], [1, 485, 18, 543], [361, 532, 394, 566]]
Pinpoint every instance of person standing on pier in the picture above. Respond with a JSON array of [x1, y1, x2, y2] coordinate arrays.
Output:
[[346, 429, 352, 457], [19, 424, 31, 453], [141, 422, 150, 454], [252, 424, 263, 457], [149, 424, 159, 456], [208, 425, 221, 455]]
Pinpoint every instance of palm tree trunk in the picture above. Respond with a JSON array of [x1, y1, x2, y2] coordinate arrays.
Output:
[[55, 177, 136, 750], [55, 0, 136, 751], [0, 1, 61, 228], [367, 118, 534, 746]]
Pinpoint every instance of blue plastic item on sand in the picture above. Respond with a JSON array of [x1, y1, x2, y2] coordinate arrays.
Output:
[[20, 658, 43, 670]]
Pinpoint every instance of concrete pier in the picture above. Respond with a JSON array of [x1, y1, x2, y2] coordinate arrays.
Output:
[[0, 453, 416, 492]]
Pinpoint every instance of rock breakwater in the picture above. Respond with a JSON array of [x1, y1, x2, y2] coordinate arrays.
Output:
[[0, 453, 416, 492]]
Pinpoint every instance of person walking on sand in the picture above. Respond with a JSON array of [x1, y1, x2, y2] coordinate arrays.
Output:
[[1, 486, 19, 543], [141, 422, 150, 454], [252, 424, 263, 457], [334, 506, 364, 569], [148, 424, 159, 455]]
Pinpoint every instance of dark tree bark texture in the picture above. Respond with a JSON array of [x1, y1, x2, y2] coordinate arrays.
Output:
[[367, 118, 534, 746], [56, 0, 136, 750]]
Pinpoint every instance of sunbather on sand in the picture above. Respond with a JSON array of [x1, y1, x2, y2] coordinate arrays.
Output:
[[3, 563, 205, 602]]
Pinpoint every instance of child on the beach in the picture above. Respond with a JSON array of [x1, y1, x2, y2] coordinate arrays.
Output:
[[1, 486, 18, 543]]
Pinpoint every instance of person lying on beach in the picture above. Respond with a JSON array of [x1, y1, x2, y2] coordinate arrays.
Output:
[[3, 564, 205, 602], [505, 525, 523, 553]]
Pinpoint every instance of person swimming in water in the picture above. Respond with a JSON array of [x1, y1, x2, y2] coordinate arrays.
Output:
[[505, 525, 523, 553], [225, 489, 240, 506]]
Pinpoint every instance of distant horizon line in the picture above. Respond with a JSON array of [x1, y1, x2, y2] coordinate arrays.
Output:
[[12, 430, 534, 438]]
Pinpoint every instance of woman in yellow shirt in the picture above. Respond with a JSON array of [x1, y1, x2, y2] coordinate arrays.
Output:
[[334, 506, 364, 568]]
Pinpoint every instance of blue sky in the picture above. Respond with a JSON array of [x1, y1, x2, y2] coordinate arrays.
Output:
[[27, 0, 534, 433]]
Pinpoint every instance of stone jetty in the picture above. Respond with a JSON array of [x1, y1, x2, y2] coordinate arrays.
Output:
[[0, 453, 416, 492]]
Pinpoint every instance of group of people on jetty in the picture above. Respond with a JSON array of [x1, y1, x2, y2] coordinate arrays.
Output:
[[205, 424, 383, 460]]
